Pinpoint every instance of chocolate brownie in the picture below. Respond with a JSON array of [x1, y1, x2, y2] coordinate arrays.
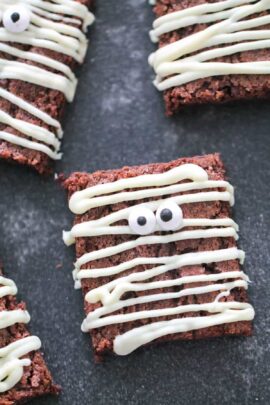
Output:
[[0, 268, 60, 403], [63, 153, 254, 361], [0, 0, 94, 174], [150, 0, 270, 115]]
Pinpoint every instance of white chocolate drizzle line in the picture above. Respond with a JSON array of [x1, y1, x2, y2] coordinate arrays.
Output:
[[64, 163, 255, 355], [68, 164, 234, 214], [114, 304, 254, 356], [75, 246, 244, 286], [82, 247, 246, 304], [73, 227, 239, 277], [65, 190, 235, 244], [65, 217, 238, 244], [149, 0, 270, 90], [0, 0, 94, 159], [0, 275, 41, 393], [81, 248, 254, 356]]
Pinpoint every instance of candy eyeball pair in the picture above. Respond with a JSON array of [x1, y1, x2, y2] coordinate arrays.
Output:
[[128, 201, 183, 235], [1, 5, 30, 33]]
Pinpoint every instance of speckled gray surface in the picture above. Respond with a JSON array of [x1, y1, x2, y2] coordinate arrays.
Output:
[[0, 1, 269, 404]]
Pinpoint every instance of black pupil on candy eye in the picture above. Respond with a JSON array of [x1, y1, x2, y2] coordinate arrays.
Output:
[[137, 216, 147, 226], [160, 208, 173, 222], [11, 12, 20, 23]]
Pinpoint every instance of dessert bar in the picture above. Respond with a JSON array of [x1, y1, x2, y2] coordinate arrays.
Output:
[[0, 0, 94, 173], [63, 153, 254, 360], [149, 0, 270, 114], [0, 269, 59, 403]]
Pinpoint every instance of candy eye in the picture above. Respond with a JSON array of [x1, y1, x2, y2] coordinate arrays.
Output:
[[3, 6, 30, 33], [128, 206, 156, 235], [156, 201, 183, 231]]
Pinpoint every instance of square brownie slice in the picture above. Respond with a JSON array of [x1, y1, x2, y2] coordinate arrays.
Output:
[[0, 268, 60, 403], [63, 153, 254, 360], [0, 0, 94, 174], [149, 0, 270, 114]]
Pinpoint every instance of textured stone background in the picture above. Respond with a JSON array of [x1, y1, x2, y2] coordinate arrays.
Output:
[[0, 1, 269, 404]]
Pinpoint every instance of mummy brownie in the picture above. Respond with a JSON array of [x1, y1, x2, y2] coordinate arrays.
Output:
[[149, 0, 270, 114], [0, 0, 94, 173], [63, 153, 255, 360], [0, 268, 59, 403]]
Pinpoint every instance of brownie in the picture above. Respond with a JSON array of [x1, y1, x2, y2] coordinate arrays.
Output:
[[0, 268, 60, 404], [150, 0, 270, 115], [0, 0, 94, 174], [64, 153, 254, 361]]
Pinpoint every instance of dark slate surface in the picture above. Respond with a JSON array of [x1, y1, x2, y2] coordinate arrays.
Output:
[[0, 1, 269, 404]]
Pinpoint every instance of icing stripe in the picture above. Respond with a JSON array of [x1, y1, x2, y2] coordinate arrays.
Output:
[[0, 276, 17, 297], [0, 59, 76, 102], [65, 217, 238, 243], [83, 247, 245, 305], [69, 179, 233, 216], [26, 0, 94, 31], [150, 0, 257, 41], [0, 29, 84, 62], [0, 131, 62, 160], [0, 110, 61, 151], [74, 227, 239, 271], [149, 0, 270, 90], [83, 299, 251, 331], [0, 310, 30, 329], [0, 42, 76, 81], [69, 190, 233, 230], [0, 275, 42, 393], [0, 337, 41, 394], [68, 164, 234, 214], [77, 246, 244, 286], [64, 163, 254, 355], [0, 88, 62, 135], [114, 305, 255, 356]]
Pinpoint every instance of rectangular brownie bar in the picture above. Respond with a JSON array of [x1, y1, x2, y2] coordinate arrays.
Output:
[[149, 0, 270, 114], [0, 0, 94, 174], [63, 153, 254, 360], [0, 268, 59, 404]]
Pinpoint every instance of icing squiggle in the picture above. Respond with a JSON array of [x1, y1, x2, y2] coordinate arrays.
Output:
[[64, 163, 255, 355], [114, 304, 254, 355], [0, 275, 41, 393], [0, 0, 94, 159], [149, 0, 270, 90], [67, 164, 234, 214]]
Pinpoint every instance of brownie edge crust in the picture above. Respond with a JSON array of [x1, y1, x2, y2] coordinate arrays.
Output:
[[64, 153, 254, 360]]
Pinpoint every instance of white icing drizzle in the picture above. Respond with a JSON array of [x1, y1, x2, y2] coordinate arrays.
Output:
[[0, 337, 41, 394], [0, 0, 94, 159], [0, 276, 17, 298], [68, 164, 234, 214], [0, 131, 62, 160], [114, 304, 254, 356], [0, 275, 42, 393], [82, 248, 246, 308], [65, 217, 238, 242], [64, 163, 255, 355], [73, 227, 239, 277], [149, 0, 270, 90], [0, 88, 62, 136]]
